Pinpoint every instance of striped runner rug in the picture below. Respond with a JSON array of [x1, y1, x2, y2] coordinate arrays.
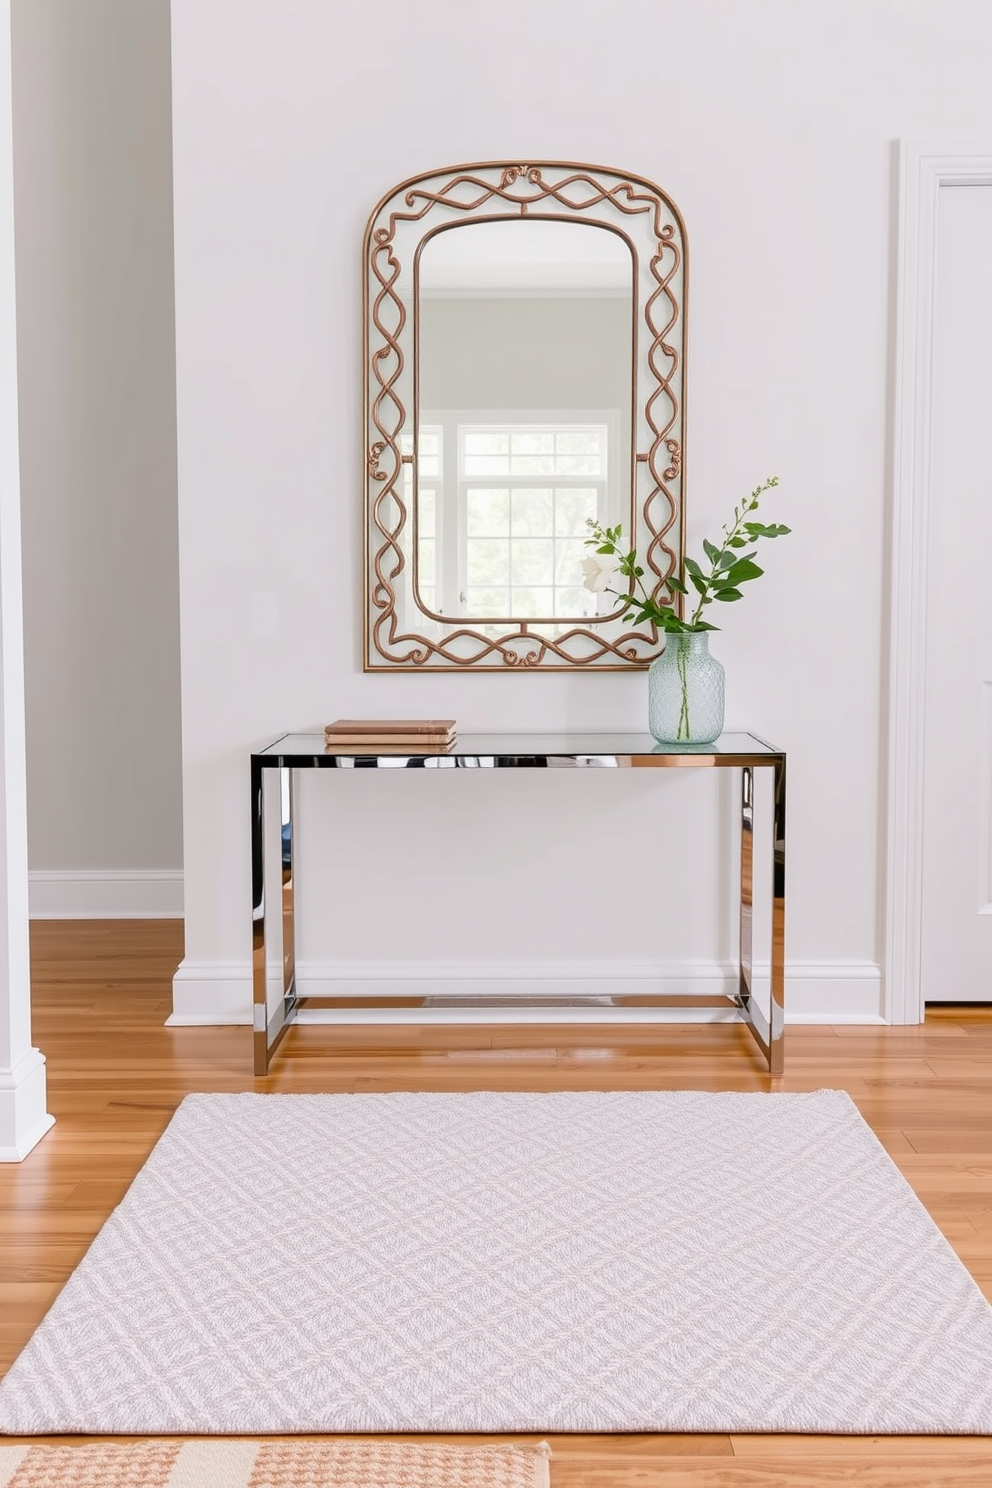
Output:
[[0, 1438, 551, 1486]]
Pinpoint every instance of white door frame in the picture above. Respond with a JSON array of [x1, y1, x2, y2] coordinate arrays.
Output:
[[0, 0, 54, 1158], [885, 141, 992, 1023]]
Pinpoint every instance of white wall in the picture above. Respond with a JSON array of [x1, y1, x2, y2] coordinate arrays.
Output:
[[11, 0, 182, 917], [169, 0, 992, 1024]]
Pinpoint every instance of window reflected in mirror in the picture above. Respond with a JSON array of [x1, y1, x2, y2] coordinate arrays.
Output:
[[408, 419, 620, 627]]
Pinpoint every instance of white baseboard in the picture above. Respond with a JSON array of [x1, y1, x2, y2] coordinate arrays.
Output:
[[0, 1048, 56, 1163], [170, 960, 252, 1023], [169, 957, 885, 1026], [29, 870, 183, 919]]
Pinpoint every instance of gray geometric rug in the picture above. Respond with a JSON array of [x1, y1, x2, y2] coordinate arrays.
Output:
[[1, 1089, 991, 1435]]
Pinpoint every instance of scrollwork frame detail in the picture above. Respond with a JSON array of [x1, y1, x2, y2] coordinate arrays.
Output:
[[363, 161, 687, 670]]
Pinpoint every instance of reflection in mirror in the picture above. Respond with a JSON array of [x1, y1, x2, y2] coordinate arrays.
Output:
[[415, 221, 633, 626]]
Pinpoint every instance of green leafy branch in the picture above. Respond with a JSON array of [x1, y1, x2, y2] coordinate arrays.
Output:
[[584, 476, 789, 633]]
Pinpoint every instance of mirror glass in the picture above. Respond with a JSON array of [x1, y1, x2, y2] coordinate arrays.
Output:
[[415, 221, 634, 623]]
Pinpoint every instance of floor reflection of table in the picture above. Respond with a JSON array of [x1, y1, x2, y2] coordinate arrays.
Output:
[[250, 732, 786, 1077]]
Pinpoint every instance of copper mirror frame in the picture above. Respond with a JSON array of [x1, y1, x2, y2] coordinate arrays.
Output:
[[363, 161, 687, 671]]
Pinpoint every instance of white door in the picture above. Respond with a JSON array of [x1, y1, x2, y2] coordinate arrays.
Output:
[[920, 183, 992, 1003]]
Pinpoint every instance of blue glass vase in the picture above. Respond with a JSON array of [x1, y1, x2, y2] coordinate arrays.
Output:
[[648, 633, 725, 744]]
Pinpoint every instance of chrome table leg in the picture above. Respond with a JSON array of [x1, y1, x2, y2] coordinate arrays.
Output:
[[737, 761, 786, 1076], [769, 754, 787, 1076], [251, 758, 268, 1075], [739, 764, 754, 1020], [252, 764, 299, 1076], [280, 766, 298, 1031]]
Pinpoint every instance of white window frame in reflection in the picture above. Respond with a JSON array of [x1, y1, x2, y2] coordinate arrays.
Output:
[[418, 408, 622, 622]]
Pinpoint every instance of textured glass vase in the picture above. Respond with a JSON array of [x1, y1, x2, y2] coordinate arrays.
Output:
[[648, 632, 725, 744]]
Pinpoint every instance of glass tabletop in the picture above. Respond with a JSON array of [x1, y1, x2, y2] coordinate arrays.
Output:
[[254, 731, 783, 762]]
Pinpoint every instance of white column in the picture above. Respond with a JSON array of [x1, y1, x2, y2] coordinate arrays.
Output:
[[0, 0, 53, 1161]]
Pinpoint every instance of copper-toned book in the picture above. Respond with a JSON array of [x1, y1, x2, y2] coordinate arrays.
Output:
[[324, 734, 456, 747], [325, 718, 456, 737], [324, 740, 456, 755]]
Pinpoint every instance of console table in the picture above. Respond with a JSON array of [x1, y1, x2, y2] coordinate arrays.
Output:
[[250, 732, 786, 1077]]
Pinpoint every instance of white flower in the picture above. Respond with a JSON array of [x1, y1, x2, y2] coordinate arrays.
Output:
[[581, 553, 621, 593]]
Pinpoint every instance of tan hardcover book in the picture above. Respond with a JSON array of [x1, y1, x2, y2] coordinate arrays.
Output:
[[324, 731, 456, 747], [324, 740, 456, 755], [325, 718, 456, 737]]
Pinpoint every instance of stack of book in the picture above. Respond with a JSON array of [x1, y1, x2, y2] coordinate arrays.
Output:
[[323, 718, 457, 754]]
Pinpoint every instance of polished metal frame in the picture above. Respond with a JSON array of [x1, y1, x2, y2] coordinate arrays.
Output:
[[251, 733, 786, 1076], [363, 161, 688, 670]]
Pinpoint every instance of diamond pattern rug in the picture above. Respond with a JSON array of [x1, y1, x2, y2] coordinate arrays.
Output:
[[1, 1090, 991, 1434]]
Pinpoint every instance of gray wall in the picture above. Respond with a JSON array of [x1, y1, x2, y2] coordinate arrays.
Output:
[[420, 296, 632, 492], [11, 0, 182, 879], [420, 297, 632, 411]]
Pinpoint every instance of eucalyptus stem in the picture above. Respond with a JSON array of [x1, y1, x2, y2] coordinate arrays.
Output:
[[686, 476, 781, 627], [676, 638, 690, 740]]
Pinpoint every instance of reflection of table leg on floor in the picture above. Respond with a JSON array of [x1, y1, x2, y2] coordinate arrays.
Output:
[[250, 738, 787, 1077]]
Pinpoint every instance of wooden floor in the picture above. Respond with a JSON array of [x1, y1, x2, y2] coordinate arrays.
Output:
[[1, 920, 990, 1486]]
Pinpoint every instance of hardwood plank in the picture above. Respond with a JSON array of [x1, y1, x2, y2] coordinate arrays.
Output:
[[730, 1435, 992, 1458], [886, 1157, 992, 1196], [831, 1022, 971, 1039], [544, 1436, 734, 1459], [0, 1244, 93, 1283], [0, 1212, 122, 1240], [854, 1097, 992, 1127], [872, 1131, 918, 1156], [904, 1129, 992, 1154], [924, 1061, 992, 1080], [553, 1462, 992, 1486], [0, 1182, 78, 1208]]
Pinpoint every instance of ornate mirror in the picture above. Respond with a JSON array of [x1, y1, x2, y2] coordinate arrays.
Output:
[[363, 161, 687, 670]]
